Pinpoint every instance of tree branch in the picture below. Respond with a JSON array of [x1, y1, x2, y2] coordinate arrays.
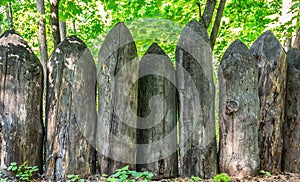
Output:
[[210, 0, 226, 50], [200, 0, 216, 29], [196, 2, 202, 22]]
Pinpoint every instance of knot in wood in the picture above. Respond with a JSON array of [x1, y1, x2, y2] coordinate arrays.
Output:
[[225, 100, 239, 114]]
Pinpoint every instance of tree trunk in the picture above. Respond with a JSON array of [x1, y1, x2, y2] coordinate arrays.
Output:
[[176, 20, 217, 179], [8, 3, 13, 29], [293, 27, 300, 50], [50, 0, 61, 48], [36, 0, 48, 63], [250, 30, 287, 174], [59, 21, 66, 41], [219, 39, 260, 177], [200, 0, 216, 28], [45, 36, 97, 180], [97, 22, 138, 175], [136, 43, 177, 179], [282, 48, 300, 172], [284, 37, 292, 52], [210, 0, 226, 49], [0, 30, 44, 173]]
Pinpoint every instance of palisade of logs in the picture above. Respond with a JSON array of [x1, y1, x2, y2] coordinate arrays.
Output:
[[0, 22, 299, 181]]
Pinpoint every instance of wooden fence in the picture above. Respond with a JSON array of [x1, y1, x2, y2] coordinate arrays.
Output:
[[0, 20, 298, 181]]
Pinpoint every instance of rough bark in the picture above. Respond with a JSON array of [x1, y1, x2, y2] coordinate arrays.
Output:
[[250, 30, 287, 174], [219, 39, 260, 177], [97, 22, 138, 175], [282, 48, 300, 172], [59, 21, 66, 41], [46, 36, 97, 181], [176, 20, 217, 179], [50, 0, 61, 49], [210, 0, 226, 49], [0, 30, 44, 172], [36, 0, 48, 63], [137, 43, 177, 179], [200, 0, 216, 29]]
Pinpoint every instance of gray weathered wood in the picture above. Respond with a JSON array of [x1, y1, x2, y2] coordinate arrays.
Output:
[[282, 48, 300, 172], [250, 30, 287, 174], [0, 30, 44, 172], [46, 36, 97, 180], [136, 42, 177, 179], [97, 22, 138, 175], [176, 20, 217, 178], [219, 39, 260, 177]]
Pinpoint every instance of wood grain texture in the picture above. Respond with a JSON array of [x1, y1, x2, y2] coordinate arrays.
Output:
[[97, 22, 139, 175], [176, 20, 217, 179], [283, 48, 300, 172], [137, 43, 177, 179], [0, 30, 44, 172], [219, 39, 260, 177], [250, 31, 287, 174], [46, 36, 97, 180]]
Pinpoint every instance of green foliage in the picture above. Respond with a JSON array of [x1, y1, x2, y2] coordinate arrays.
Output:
[[105, 165, 154, 182], [213, 173, 231, 182], [190, 175, 202, 181], [7, 161, 39, 181], [259, 170, 271, 177], [67, 174, 85, 182]]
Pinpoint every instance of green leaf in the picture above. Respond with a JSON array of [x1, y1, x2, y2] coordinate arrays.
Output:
[[67, 174, 75, 178], [110, 171, 122, 178]]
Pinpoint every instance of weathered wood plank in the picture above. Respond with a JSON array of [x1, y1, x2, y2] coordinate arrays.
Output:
[[97, 22, 138, 175], [176, 20, 217, 178], [219, 39, 260, 177], [136, 42, 177, 179], [46, 36, 97, 180], [250, 30, 287, 174], [282, 48, 300, 172], [0, 29, 44, 172]]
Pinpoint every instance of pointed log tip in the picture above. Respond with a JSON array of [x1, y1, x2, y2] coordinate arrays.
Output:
[[251, 30, 280, 49], [112, 22, 131, 34], [221, 39, 252, 64], [0, 29, 34, 54], [0, 29, 22, 41], [250, 30, 283, 60], [65, 35, 85, 44], [144, 42, 167, 56], [226, 39, 249, 54], [183, 19, 209, 42]]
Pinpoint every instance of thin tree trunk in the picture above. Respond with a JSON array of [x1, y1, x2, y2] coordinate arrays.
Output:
[[73, 19, 76, 34], [8, 2, 13, 29], [284, 37, 292, 52], [196, 2, 202, 21], [59, 21, 66, 41], [210, 0, 226, 49], [293, 27, 300, 50], [36, 0, 48, 63], [200, 0, 216, 28], [50, 0, 61, 48]]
